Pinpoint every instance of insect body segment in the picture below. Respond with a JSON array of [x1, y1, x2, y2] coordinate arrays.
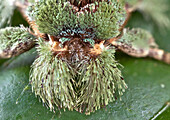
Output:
[[29, 0, 127, 114]]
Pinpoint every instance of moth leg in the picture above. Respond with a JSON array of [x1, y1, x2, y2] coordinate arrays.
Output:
[[148, 48, 170, 64], [112, 41, 170, 64], [109, 28, 170, 64], [15, 1, 45, 38], [0, 40, 35, 59], [0, 27, 36, 59]]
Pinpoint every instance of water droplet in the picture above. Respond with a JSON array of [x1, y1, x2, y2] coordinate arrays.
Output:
[[161, 84, 165, 88]]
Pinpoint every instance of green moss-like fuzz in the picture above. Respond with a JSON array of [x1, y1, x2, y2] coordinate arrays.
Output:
[[0, 26, 35, 51], [79, 1, 126, 39], [29, 0, 126, 39], [119, 28, 157, 51], [30, 40, 127, 114], [76, 49, 127, 114], [30, 39, 76, 111], [29, 0, 78, 36]]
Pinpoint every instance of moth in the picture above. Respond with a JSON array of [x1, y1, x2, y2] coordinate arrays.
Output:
[[0, 0, 170, 115]]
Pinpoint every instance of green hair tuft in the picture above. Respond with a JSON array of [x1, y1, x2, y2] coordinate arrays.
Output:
[[30, 40, 127, 114], [29, 0, 126, 39], [76, 49, 127, 114], [29, 0, 78, 35], [30, 39, 76, 111], [78, 1, 126, 39], [0, 26, 35, 53]]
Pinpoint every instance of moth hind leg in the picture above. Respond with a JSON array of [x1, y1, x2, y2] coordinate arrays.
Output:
[[115, 42, 170, 64], [109, 28, 170, 64], [0, 40, 35, 59], [149, 48, 170, 64], [0, 27, 36, 59]]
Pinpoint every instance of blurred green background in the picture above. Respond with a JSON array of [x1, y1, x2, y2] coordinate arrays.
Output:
[[0, 2, 170, 120]]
